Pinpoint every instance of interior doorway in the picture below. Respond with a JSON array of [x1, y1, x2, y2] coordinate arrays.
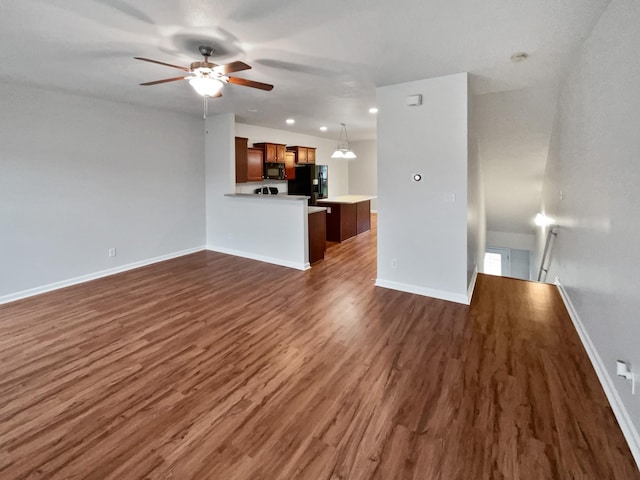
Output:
[[484, 247, 511, 276]]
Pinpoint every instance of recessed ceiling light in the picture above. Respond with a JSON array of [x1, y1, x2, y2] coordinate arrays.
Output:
[[369, 107, 378, 114], [286, 118, 295, 125], [320, 126, 328, 132], [510, 52, 529, 63], [248, 108, 258, 113]]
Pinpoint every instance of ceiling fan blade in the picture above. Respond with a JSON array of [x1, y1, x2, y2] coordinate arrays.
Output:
[[227, 76, 274, 91], [134, 57, 190, 72], [140, 76, 188, 86], [213, 61, 252, 75]]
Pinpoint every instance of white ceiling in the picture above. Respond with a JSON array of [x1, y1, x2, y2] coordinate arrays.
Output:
[[0, 0, 610, 233]]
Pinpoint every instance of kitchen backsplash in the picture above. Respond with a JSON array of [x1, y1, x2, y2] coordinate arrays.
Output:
[[235, 180, 288, 194]]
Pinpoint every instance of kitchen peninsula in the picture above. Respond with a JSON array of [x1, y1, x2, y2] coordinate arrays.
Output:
[[222, 193, 327, 267], [317, 195, 373, 242]]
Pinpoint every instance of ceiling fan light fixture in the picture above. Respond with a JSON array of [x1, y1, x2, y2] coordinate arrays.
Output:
[[188, 77, 223, 97]]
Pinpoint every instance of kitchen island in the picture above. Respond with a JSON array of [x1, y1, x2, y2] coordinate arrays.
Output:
[[317, 195, 373, 242]]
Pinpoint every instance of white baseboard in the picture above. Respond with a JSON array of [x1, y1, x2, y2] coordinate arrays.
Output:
[[555, 277, 640, 469], [467, 266, 478, 303], [0, 246, 207, 305], [374, 278, 470, 305], [207, 245, 310, 271]]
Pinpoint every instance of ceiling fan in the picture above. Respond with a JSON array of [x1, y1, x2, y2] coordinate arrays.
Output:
[[134, 45, 274, 98]]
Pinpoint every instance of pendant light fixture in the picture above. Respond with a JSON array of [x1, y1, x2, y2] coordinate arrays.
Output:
[[331, 123, 357, 159]]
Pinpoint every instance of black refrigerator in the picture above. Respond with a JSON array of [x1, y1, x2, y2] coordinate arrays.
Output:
[[287, 165, 328, 205]]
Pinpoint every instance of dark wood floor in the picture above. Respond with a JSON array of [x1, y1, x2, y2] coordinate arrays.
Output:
[[1, 217, 637, 479]]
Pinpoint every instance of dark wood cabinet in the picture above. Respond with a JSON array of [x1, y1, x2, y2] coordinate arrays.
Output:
[[319, 199, 370, 242], [356, 200, 371, 234], [287, 146, 316, 164], [308, 209, 326, 264], [247, 148, 264, 182], [284, 151, 296, 180], [323, 202, 357, 242], [235, 137, 249, 183], [253, 142, 286, 163], [236, 137, 264, 183]]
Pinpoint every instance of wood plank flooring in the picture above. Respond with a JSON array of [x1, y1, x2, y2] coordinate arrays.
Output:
[[0, 216, 637, 479]]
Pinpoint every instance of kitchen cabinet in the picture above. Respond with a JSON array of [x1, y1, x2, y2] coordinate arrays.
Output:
[[253, 142, 286, 163], [356, 200, 371, 234], [247, 148, 264, 182], [235, 137, 249, 183], [285, 151, 296, 180], [307, 148, 316, 164], [308, 208, 326, 264], [287, 146, 316, 164], [317, 196, 371, 242], [236, 137, 264, 183], [322, 203, 357, 242]]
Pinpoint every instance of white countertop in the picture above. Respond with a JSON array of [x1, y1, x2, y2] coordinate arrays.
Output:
[[308, 206, 327, 214], [317, 195, 375, 204], [225, 193, 309, 201]]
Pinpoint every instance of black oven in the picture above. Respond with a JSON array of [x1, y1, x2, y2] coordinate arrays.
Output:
[[264, 163, 286, 180]]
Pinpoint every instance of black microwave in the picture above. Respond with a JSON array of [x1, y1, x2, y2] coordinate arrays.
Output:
[[264, 163, 286, 180]]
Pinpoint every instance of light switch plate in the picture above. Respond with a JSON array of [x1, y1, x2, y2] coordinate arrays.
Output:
[[406, 94, 422, 106]]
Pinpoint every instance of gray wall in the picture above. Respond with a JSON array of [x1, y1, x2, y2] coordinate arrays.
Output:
[[509, 248, 531, 281], [538, 0, 640, 458], [0, 82, 205, 299], [348, 139, 378, 211], [467, 90, 486, 286], [486, 230, 535, 280], [376, 73, 471, 304]]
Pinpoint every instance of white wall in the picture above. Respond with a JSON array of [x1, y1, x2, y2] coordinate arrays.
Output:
[[348, 139, 378, 211], [0, 82, 205, 301], [205, 115, 308, 269], [376, 73, 471, 304], [467, 90, 486, 290], [235, 123, 349, 199], [507, 248, 531, 281], [538, 0, 640, 464], [486, 230, 535, 280], [487, 230, 535, 251]]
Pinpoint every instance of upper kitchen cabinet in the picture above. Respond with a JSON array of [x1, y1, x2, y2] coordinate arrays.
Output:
[[236, 137, 264, 183], [246, 148, 264, 182], [253, 142, 286, 163], [284, 151, 296, 180], [235, 137, 248, 183], [287, 146, 316, 164]]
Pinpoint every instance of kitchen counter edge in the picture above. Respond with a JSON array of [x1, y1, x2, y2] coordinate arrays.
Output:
[[308, 206, 328, 214], [225, 193, 310, 201], [317, 195, 376, 204]]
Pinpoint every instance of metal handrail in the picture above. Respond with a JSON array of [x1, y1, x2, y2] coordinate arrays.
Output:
[[537, 226, 558, 282]]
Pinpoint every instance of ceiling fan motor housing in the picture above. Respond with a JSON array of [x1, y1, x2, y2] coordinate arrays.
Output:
[[190, 61, 216, 73], [198, 46, 215, 57]]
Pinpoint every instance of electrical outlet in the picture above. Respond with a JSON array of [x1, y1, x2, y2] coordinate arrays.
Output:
[[391, 258, 398, 269], [108, 248, 117, 257]]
